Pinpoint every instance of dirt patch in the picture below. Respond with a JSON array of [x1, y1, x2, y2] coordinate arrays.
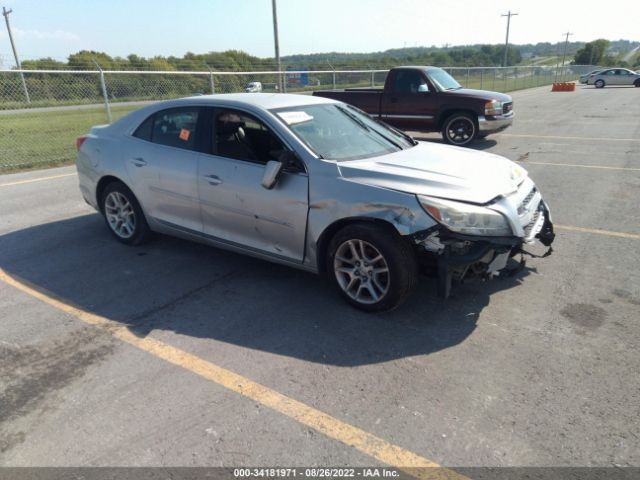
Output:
[[0, 327, 115, 452], [560, 303, 607, 331], [612, 288, 640, 306]]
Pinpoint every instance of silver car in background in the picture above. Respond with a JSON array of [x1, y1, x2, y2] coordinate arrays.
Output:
[[76, 94, 555, 311], [586, 68, 640, 88], [579, 69, 602, 84]]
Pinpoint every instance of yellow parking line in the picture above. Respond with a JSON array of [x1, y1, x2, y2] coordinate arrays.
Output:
[[0, 268, 464, 480], [517, 161, 640, 172], [0, 172, 76, 188], [556, 225, 640, 240], [500, 133, 640, 142]]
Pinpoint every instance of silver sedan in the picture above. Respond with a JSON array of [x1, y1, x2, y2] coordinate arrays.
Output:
[[586, 68, 640, 88], [76, 94, 554, 311]]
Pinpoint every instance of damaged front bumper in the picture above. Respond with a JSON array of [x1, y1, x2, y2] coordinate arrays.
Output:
[[412, 201, 555, 298]]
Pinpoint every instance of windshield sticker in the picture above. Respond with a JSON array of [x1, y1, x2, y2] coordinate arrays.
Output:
[[179, 129, 191, 141], [277, 111, 314, 125]]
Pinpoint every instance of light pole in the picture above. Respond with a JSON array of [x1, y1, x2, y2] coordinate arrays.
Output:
[[501, 10, 518, 67], [2, 6, 30, 103], [271, 0, 284, 92]]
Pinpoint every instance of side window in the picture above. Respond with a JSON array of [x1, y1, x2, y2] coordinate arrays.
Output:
[[393, 70, 426, 94], [133, 114, 153, 141], [151, 108, 199, 151], [213, 109, 289, 166], [605, 70, 616, 76]]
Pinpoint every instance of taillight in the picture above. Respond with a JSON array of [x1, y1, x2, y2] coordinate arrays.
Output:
[[76, 135, 87, 151]]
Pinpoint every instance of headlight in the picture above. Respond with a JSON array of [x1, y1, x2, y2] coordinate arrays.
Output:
[[510, 163, 527, 184], [418, 195, 512, 236], [484, 99, 503, 116]]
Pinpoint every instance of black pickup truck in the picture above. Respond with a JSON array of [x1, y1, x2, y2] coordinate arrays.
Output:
[[313, 66, 514, 147]]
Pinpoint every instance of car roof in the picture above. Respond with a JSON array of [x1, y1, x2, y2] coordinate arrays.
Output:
[[169, 93, 337, 110]]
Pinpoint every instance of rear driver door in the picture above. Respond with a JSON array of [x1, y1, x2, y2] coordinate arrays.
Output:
[[126, 107, 204, 233]]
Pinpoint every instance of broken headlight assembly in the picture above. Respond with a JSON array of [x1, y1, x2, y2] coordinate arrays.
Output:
[[417, 195, 512, 236]]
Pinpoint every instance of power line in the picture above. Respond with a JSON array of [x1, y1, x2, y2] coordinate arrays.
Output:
[[501, 10, 518, 67]]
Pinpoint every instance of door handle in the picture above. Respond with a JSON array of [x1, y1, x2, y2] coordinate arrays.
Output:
[[131, 157, 147, 167], [203, 174, 223, 185]]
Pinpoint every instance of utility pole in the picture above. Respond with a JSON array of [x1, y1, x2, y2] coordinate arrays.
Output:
[[560, 31, 573, 81], [2, 6, 30, 103], [271, 0, 284, 93], [501, 10, 518, 67]]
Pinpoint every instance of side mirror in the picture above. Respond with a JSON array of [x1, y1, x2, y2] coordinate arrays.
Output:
[[261, 160, 284, 189], [418, 84, 429, 93]]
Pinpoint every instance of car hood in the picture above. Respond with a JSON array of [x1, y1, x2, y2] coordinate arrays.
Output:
[[444, 88, 512, 103], [337, 142, 525, 204]]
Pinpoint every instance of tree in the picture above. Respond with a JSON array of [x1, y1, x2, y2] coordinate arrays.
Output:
[[573, 39, 609, 65]]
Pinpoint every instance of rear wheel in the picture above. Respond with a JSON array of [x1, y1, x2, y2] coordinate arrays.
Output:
[[595, 79, 605, 88], [327, 223, 417, 312], [101, 181, 151, 245], [634, 79, 640, 87], [442, 113, 477, 147]]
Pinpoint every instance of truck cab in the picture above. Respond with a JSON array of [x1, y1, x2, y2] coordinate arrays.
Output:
[[313, 66, 514, 147]]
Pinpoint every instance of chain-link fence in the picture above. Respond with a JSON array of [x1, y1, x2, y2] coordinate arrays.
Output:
[[0, 65, 596, 171]]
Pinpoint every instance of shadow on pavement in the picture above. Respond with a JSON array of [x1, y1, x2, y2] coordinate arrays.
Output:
[[0, 214, 534, 367]]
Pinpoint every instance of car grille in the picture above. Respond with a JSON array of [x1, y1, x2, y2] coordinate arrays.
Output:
[[524, 208, 542, 236], [503, 102, 513, 114], [517, 187, 537, 215]]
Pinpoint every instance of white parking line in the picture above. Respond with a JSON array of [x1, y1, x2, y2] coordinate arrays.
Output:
[[501, 133, 640, 142], [517, 161, 640, 172], [0, 172, 77, 188]]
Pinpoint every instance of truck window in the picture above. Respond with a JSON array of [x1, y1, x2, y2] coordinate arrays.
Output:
[[392, 70, 427, 94]]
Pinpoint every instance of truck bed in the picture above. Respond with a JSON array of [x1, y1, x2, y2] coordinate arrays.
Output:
[[312, 89, 383, 115]]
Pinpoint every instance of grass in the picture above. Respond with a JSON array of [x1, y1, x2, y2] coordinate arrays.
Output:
[[0, 105, 137, 172]]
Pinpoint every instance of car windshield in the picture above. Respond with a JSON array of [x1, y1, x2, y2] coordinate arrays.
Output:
[[271, 103, 416, 161], [428, 68, 462, 90]]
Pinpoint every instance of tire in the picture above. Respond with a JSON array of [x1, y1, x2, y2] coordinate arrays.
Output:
[[634, 79, 640, 88], [594, 79, 605, 88], [101, 181, 152, 246], [442, 113, 478, 147], [326, 223, 418, 312]]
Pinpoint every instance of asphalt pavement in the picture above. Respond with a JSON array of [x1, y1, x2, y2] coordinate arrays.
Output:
[[0, 83, 639, 471]]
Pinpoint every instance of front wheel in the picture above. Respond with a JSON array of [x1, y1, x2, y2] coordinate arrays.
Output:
[[101, 181, 152, 245], [594, 79, 605, 88], [327, 223, 418, 312], [634, 79, 640, 88], [442, 113, 478, 147]]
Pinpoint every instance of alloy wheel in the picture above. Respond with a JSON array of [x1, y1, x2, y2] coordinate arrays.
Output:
[[333, 239, 390, 305], [104, 191, 136, 239], [446, 117, 475, 145]]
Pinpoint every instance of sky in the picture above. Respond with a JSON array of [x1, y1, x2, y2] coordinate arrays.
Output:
[[0, 0, 638, 67]]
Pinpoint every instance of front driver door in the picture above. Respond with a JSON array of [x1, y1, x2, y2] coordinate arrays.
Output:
[[197, 108, 309, 262]]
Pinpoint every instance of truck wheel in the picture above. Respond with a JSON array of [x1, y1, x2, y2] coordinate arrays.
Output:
[[594, 79, 605, 88], [442, 113, 477, 147], [327, 223, 417, 312], [101, 181, 152, 246]]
